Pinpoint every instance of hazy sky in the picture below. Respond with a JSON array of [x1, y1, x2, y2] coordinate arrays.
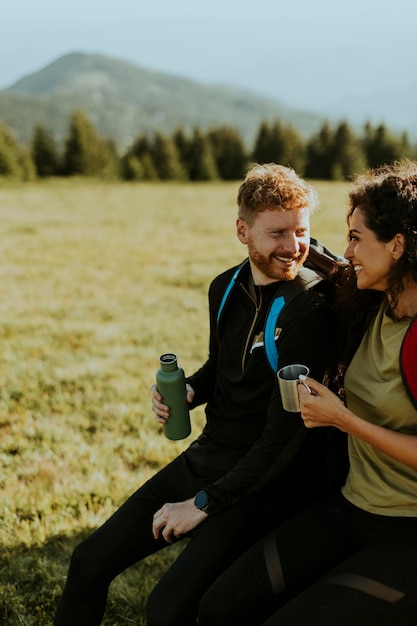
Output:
[[2, 0, 417, 115]]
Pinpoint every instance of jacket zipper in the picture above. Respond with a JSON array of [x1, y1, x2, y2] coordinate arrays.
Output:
[[240, 283, 262, 372]]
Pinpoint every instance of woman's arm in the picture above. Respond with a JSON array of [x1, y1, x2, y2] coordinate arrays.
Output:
[[298, 378, 417, 470]]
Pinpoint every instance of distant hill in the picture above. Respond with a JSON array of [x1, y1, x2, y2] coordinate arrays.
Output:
[[0, 52, 326, 149]]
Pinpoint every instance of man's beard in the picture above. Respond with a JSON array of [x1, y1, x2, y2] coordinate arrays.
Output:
[[248, 242, 306, 282]]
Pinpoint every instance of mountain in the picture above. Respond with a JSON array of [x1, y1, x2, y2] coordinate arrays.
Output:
[[0, 52, 326, 149]]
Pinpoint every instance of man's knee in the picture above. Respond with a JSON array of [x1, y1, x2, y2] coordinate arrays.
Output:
[[146, 583, 195, 626], [198, 593, 228, 626], [146, 589, 177, 626], [66, 536, 107, 589]]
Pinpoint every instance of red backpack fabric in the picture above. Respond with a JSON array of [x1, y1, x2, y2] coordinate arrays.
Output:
[[400, 316, 417, 410]]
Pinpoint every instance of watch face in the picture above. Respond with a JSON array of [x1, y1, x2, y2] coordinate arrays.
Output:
[[195, 490, 208, 509]]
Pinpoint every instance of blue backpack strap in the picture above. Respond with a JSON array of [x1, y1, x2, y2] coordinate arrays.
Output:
[[264, 268, 322, 373], [264, 296, 286, 373], [217, 260, 248, 323]]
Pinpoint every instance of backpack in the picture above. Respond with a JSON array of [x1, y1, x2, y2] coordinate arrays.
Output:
[[400, 316, 417, 409], [217, 237, 343, 373]]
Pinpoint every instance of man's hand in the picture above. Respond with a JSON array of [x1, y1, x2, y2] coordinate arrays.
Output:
[[151, 383, 194, 424], [152, 499, 208, 543]]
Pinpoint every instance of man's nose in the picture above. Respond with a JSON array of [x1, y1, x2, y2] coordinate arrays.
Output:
[[282, 234, 300, 256]]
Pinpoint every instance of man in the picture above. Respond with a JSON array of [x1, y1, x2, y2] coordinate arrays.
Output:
[[54, 164, 338, 626]]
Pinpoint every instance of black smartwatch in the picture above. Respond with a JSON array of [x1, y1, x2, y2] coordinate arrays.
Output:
[[194, 489, 209, 513]]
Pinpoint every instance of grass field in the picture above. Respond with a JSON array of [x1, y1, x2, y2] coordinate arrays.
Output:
[[0, 178, 350, 624]]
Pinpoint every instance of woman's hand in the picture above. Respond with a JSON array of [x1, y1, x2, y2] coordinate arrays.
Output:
[[298, 377, 349, 430]]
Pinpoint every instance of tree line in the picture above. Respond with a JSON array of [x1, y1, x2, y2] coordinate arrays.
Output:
[[0, 108, 415, 182]]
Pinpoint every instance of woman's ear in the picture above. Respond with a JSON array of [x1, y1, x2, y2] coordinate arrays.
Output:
[[236, 217, 248, 244], [392, 233, 406, 259]]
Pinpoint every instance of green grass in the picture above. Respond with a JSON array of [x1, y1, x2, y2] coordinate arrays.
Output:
[[0, 178, 350, 624]]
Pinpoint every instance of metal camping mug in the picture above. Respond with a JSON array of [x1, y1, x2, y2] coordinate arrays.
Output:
[[277, 364, 310, 412]]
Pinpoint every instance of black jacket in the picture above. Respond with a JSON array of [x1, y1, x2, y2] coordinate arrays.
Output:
[[185, 259, 336, 514]]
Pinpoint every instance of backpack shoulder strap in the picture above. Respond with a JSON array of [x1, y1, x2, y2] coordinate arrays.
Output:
[[217, 259, 248, 324], [265, 267, 322, 373], [400, 316, 417, 409]]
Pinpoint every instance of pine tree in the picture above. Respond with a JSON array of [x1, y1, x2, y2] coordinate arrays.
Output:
[[207, 126, 248, 180], [252, 122, 275, 163], [62, 109, 120, 178], [0, 125, 22, 178], [331, 121, 366, 180], [18, 148, 37, 181], [252, 120, 305, 172], [172, 127, 191, 178], [0, 123, 35, 180], [31, 124, 59, 177], [277, 123, 306, 174], [150, 132, 186, 180], [122, 134, 159, 180], [304, 123, 335, 179], [105, 139, 122, 179], [362, 122, 411, 168], [187, 128, 219, 181], [140, 153, 159, 180]]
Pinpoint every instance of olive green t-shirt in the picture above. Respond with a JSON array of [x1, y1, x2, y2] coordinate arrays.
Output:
[[342, 303, 417, 516]]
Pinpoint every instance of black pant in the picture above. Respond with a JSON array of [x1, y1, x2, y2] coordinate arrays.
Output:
[[198, 493, 417, 626], [53, 450, 321, 626]]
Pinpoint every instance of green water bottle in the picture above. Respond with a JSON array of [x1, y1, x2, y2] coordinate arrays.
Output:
[[156, 353, 191, 440]]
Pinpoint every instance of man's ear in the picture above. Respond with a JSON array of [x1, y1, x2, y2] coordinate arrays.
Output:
[[236, 217, 248, 244], [392, 233, 406, 259]]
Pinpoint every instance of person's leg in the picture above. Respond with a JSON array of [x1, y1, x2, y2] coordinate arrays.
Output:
[[198, 497, 360, 626], [261, 539, 417, 626], [53, 454, 206, 626], [53, 492, 169, 626], [146, 529, 244, 626], [146, 463, 326, 626], [197, 527, 280, 626]]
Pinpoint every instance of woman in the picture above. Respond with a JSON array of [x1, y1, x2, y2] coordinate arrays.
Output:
[[197, 160, 417, 626]]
